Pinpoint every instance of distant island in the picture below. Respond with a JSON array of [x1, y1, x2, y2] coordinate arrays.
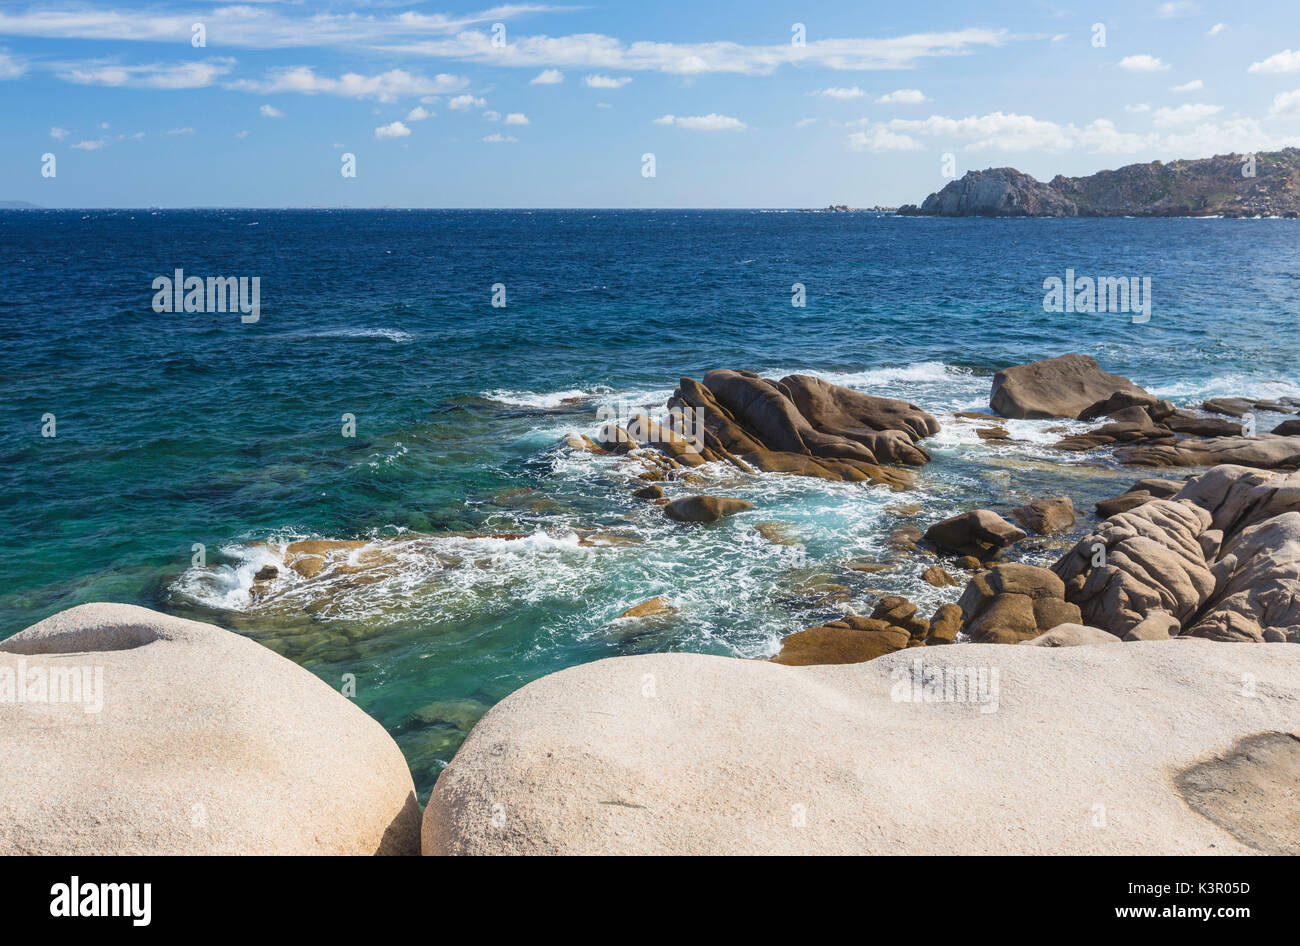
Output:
[[897, 148, 1300, 218], [0, 201, 43, 210], [800, 204, 898, 213]]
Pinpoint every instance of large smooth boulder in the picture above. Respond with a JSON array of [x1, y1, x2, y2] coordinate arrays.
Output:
[[1023, 623, 1122, 646], [424, 641, 1299, 854], [1010, 496, 1075, 534], [990, 354, 1152, 419], [0, 603, 420, 855], [772, 596, 927, 666]]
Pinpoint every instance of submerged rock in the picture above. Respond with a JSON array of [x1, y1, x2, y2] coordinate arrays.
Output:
[[663, 495, 753, 523]]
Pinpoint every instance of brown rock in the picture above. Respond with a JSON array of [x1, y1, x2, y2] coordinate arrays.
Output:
[[1011, 496, 1075, 534], [925, 604, 963, 645], [922, 564, 959, 587], [618, 596, 676, 620], [990, 354, 1152, 420], [663, 495, 753, 523], [957, 563, 1080, 643], [633, 484, 665, 500], [924, 509, 1026, 555]]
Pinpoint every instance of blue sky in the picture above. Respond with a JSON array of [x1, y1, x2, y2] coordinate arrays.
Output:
[[5, 0, 1300, 207]]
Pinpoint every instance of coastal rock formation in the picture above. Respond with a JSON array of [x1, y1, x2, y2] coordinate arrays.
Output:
[[956, 563, 1081, 644], [899, 149, 1300, 218], [649, 370, 939, 486], [424, 641, 1300, 854], [0, 603, 420, 855], [990, 354, 1153, 419], [1052, 466, 1300, 642], [897, 167, 1078, 217], [1024, 624, 1121, 647], [923, 509, 1026, 556], [1095, 478, 1185, 517], [1115, 434, 1300, 470], [1051, 500, 1216, 637]]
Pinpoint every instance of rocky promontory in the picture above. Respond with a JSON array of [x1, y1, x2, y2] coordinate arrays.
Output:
[[898, 149, 1300, 218]]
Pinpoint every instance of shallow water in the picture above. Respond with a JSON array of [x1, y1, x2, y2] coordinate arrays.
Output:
[[2, 210, 1297, 797]]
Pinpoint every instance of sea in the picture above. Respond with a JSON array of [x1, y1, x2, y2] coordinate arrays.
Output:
[[2, 209, 1297, 797]]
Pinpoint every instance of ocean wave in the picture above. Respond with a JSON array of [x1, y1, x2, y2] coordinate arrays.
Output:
[[291, 328, 414, 343], [483, 387, 609, 409]]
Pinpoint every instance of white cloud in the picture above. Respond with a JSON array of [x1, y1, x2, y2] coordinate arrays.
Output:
[[1156, 1, 1199, 17], [383, 27, 1011, 76], [1269, 89, 1300, 119], [1152, 103, 1222, 126], [1125, 103, 1152, 112], [406, 105, 432, 121], [876, 88, 928, 104], [374, 120, 410, 139], [449, 93, 486, 109], [55, 57, 234, 89], [881, 109, 1300, 157], [0, 51, 26, 79], [654, 113, 747, 131], [49, 126, 69, 140], [585, 74, 630, 88], [230, 67, 467, 102], [811, 86, 865, 99], [847, 125, 922, 151], [235, 130, 249, 138], [1250, 50, 1300, 74], [483, 132, 517, 143], [1119, 55, 1169, 72], [71, 139, 105, 150], [68, 131, 144, 151], [1171, 79, 1203, 92], [164, 127, 194, 135], [1208, 23, 1225, 35], [795, 117, 817, 127], [482, 109, 500, 121], [530, 68, 563, 84], [259, 104, 283, 118], [504, 112, 529, 124], [1051, 33, 1067, 43]]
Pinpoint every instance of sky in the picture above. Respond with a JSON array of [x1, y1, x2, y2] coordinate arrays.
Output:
[[4, 0, 1300, 207]]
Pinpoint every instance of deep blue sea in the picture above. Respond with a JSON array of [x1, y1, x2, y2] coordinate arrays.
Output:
[[2, 209, 1297, 796]]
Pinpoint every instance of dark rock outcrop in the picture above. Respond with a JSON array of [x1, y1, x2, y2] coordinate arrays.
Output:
[[663, 495, 752, 523], [923, 509, 1026, 556], [956, 563, 1081, 644]]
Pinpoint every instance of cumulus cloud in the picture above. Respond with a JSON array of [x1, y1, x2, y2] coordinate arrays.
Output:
[[1152, 103, 1222, 126], [374, 120, 410, 139], [530, 68, 563, 84], [1119, 54, 1170, 72], [259, 104, 283, 117], [448, 93, 486, 109], [1269, 89, 1300, 119], [1171, 79, 1203, 92], [504, 112, 529, 124], [847, 125, 922, 151], [654, 113, 746, 131], [875, 88, 928, 104], [49, 126, 69, 140], [1250, 50, 1300, 74], [406, 105, 432, 121], [811, 86, 865, 99], [585, 74, 630, 88], [230, 67, 467, 102]]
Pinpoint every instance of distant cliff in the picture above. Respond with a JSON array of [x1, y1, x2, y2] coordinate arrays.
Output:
[[897, 149, 1300, 217]]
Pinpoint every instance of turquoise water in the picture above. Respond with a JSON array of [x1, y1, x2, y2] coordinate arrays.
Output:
[[3, 209, 1298, 796]]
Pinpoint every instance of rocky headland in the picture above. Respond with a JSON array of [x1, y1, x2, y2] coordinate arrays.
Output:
[[897, 149, 1300, 218]]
